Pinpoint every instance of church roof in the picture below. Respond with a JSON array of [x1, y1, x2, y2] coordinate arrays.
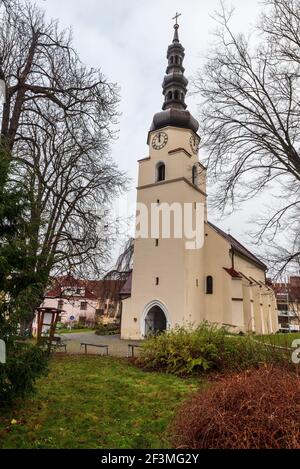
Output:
[[207, 221, 268, 271], [119, 270, 132, 298]]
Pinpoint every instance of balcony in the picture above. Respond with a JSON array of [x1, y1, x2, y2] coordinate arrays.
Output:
[[277, 310, 298, 318]]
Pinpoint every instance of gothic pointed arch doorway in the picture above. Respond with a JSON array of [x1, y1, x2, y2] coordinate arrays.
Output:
[[141, 301, 170, 337]]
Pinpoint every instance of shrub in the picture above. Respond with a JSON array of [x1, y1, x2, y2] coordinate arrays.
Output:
[[171, 366, 300, 449], [0, 343, 48, 407], [95, 322, 120, 336], [138, 322, 288, 376]]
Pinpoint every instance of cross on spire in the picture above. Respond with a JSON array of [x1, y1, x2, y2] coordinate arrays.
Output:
[[172, 12, 181, 26]]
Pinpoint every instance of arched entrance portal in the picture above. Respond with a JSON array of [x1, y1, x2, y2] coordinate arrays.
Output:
[[141, 301, 169, 337], [145, 306, 167, 336]]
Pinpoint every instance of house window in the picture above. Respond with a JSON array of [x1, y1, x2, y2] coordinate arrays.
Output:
[[155, 277, 159, 285], [156, 162, 165, 182], [192, 165, 198, 185], [278, 303, 288, 311], [80, 301, 87, 310], [57, 300, 64, 310], [206, 276, 213, 294]]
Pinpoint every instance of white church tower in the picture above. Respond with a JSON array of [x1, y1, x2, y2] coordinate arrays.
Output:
[[121, 17, 208, 339]]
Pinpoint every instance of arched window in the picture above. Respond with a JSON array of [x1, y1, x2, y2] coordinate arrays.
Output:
[[192, 165, 198, 185], [206, 276, 213, 294], [156, 162, 165, 182], [170, 56, 174, 64], [175, 55, 179, 64], [174, 90, 179, 100], [167, 91, 172, 101]]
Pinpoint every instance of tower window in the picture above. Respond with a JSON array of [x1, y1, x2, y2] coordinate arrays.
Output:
[[174, 90, 179, 100], [196, 279, 199, 287], [206, 276, 213, 294], [192, 165, 198, 185], [170, 56, 174, 64], [155, 277, 159, 285], [156, 162, 165, 182], [175, 55, 179, 64], [167, 90, 172, 101], [155, 239, 159, 247]]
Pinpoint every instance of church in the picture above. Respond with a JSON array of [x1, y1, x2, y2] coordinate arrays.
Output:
[[120, 18, 278, 340]]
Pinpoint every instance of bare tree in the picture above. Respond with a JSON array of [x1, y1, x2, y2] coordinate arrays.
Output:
[[194, 0, 300, 274], [0, 0, 118, 152], [0, 0, 126, 330], [14, 101, 126, 281]]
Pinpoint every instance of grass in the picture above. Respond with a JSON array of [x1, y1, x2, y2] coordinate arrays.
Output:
[[257, 332, 300, 348], [0, 355, 201, 449], [56, 327, 95, 334]]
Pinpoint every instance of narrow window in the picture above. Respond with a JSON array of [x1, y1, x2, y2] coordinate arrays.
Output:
[[155, 277, 159, 285], [196, 279, 199, 287], [174, 90, 179, 100], [155, 239, 159, 247], [206, 276, 213, 294], [167, 90, 172, 100], [57, 300, 64, 310], [192, 165, 198, 185], [175, 55, 179, 64], [157, 199, 160, 204], [80, 301, 87, 311], [156, 162, 165, 182]]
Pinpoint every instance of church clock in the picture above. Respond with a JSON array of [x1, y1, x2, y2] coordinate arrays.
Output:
[[152, 131, 168, 150], [189, 134, 200, 154]]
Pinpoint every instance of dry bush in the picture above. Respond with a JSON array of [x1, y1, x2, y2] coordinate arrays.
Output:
[[171, 366, 300, 449]]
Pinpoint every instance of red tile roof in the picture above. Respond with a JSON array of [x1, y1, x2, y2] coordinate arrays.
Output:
[[45, 274, 128, 301], [223, 267, 243, 278]]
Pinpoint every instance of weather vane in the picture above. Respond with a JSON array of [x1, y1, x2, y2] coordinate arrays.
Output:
[[172, 12, 181, 27]]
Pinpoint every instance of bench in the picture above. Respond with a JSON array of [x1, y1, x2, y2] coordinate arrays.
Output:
[[128, 344, 141, 358], [80, 342, 109, 356]]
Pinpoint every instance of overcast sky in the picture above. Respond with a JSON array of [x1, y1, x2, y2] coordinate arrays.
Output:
[[36, 0, 265, 262]]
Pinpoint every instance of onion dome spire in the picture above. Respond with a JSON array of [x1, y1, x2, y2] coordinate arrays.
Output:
[[162, 13, 188, 111], [149, 14, 199, 136]]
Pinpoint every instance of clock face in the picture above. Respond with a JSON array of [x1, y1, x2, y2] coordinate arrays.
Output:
[[152, 131, 168, 150], [189, 134, 200, 154]]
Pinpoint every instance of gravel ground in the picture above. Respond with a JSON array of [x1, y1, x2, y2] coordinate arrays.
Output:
[[57, 331, 142, 357]]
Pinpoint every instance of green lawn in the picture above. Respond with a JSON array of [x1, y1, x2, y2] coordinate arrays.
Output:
[[0, 356, 201, 449], [56, 327, 96, 334], [257, 332, 300, 348]]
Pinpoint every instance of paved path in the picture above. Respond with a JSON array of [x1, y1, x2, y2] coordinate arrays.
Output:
[[58, 332, 142, 357]]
